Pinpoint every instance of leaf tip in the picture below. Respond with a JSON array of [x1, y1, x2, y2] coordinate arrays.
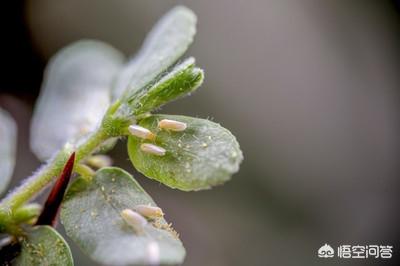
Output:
[[36, 152, 75, 226]]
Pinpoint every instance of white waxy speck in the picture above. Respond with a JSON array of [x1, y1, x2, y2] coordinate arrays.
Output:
[[128, 125, 155, 140], [121, 209, 147, 232], [140, 143, 166, 156], [146, 241, 160, 266], [158, 119, 187, 131], [135, 204, 164, 218], [87, 155, 113, 168]]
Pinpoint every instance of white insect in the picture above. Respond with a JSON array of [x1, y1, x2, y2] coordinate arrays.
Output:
[[158, 119, 187, 131], [146, 241, 160, 266], [121, 209, 147, 232], [135, 204, 164, 219], [86, 155, 113, 168], [140, 143, 166, 156], [128, 125, 156, 140]]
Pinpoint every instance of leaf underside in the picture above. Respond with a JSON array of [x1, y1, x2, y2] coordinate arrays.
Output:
[[61, 167, 185, 265], [0, 108, 17, 194], [16, 226, 73, 266], [128, 115, 243, 191], [30, 40, 124, 161], [113, 6, 197, 100]]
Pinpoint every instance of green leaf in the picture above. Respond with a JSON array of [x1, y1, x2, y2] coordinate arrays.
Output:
[[128, 115, 243, 191], [61, 167, 185, 265], [16, 226, 73, 265], [128, 57, 203, 115], [0, 108, 17, 194], [113, 6, 197, 99], [30, 40, 124, 161]]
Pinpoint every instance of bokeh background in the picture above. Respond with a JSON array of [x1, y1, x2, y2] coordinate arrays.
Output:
[[1, 0, 400, 265]]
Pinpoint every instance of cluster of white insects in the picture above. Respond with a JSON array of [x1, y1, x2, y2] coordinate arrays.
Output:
[[117, 119, 187, 263], [121, 205, 164, 265], [121, 205, 164, 231], [121, 118, 187, 232], [128, 119, 187, 156]]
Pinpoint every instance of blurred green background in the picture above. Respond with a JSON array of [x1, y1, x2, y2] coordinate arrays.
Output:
[[1, 0, 400, 265]]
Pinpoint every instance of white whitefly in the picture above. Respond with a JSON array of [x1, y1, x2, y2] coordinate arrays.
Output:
[[121, 209, 147, 232], [135, 205, 164, 218], [128, 125, 155, 140], [140, 143, 166, 156], [86, 155, 113, 168], [158, 119, 187, 131]]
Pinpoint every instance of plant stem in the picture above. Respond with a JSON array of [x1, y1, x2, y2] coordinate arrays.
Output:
[[0, 128, 108, 230]]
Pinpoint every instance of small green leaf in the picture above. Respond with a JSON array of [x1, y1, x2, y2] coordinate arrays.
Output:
[[13, 203, 41, 224], [0, 108, 17, 194], [128, 57, 203, 115], [113, 6, 197, 99], [61, 167, 185, 265], [16, 226, 73, 265], [128, 115, 243, 191], [30, 40, 124, 161]]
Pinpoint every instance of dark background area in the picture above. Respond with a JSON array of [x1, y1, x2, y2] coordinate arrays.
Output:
[[1, 1, 400, 265]]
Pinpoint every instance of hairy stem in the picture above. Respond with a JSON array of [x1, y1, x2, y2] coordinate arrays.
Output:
[[0, 128, 109, 232]]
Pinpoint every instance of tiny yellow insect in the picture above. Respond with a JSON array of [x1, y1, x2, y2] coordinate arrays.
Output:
[[135, 204, 164, 219], [86, 155, 113, 168], [158, 119, 187, 131]]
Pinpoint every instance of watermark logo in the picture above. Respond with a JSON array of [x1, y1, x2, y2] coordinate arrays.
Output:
[[318, 244, 393, 259], [318, 244, 334, 258]]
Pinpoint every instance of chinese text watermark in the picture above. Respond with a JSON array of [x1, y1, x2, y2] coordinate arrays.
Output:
[[318, 244, 393, 259]]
